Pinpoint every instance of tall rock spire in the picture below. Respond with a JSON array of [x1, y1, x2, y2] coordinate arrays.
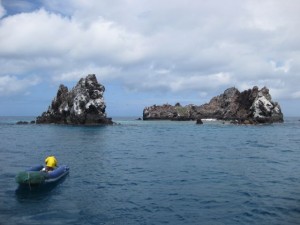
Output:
[[36, 74, 113, 125]]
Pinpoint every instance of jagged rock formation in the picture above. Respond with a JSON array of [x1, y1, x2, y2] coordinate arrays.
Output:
[[36, 74, 113, 125], [143, 86, 284, 124]]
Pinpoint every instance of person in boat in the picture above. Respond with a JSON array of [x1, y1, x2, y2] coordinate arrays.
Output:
[[43, 155, 58, 172]]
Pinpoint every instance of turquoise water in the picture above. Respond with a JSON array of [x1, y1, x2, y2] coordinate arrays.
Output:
[[0, 117, 300, 225]]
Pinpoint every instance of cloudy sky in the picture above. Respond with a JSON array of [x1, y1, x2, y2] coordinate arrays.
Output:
[[0, 0, 299, 117]]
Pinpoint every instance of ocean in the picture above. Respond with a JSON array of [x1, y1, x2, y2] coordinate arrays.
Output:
[[0, 116, 300, 225]]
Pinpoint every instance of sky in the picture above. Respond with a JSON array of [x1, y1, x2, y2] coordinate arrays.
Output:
[[0, 0, 299, 117]]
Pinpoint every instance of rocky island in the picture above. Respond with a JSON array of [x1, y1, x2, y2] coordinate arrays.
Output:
[[143, 86, 284, 124], [36, 74, 113, 125]]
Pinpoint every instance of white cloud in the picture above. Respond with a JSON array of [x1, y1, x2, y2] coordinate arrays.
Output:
[[0, 75, 40, 96], [0, 0, 300, 109], [168, 72, 232, 92], [124, 71, 232, 94], [0, 9, 148, 61], [52, 65, 122, 82]]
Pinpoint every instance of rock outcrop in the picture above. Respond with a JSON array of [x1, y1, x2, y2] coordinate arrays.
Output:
[[143, 86, 284, 124], [143, 103, 194, 121], [36, 74, 113, 125], [16, 121, 35, 125]]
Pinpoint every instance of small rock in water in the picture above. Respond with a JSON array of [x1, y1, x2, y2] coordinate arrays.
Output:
[[16, 121, 29, 125], [196, 119, 203, 125]]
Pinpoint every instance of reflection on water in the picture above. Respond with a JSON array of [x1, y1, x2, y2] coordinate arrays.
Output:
[[15, 175, 69, 202]]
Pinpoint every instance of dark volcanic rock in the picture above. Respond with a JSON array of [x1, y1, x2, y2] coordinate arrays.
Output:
[[143, 86, 284, 124], [16, 120, 36, 125], [143, 104, 194, 121], [16, 121, 29, 125], [36, 74, 113, 125], [196, 119, 203, 125]]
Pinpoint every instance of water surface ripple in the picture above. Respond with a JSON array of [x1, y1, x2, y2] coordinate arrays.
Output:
[[0, 117, 300, 225]]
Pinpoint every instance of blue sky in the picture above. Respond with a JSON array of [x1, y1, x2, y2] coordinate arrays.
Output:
[[0, 0, 299, 117]]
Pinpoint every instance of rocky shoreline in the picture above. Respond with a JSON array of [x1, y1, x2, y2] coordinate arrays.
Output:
[[143, 86, 284, 124]]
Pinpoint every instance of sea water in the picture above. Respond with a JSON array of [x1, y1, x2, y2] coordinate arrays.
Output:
[[0, 117, 300, 225]]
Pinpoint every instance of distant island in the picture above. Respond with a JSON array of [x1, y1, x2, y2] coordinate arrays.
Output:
[[143, 86, 284, 124], [36, 74, 113, 125], [32, 74, 284, 125]]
